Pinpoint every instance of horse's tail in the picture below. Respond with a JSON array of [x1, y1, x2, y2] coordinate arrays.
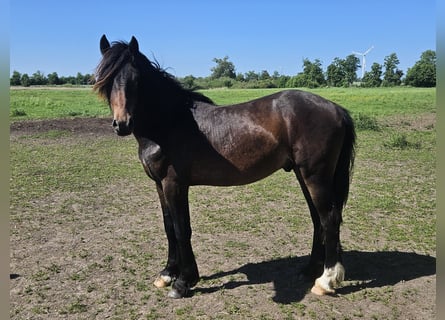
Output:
[[333, 108, 356, 210]]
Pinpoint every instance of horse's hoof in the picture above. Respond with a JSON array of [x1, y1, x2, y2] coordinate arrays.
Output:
[[310, 280, 335, 296], [167, 288, 183, 299], [153, 275, 172, 288]]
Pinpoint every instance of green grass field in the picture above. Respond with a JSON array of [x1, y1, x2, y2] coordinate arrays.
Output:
[[10, 87, 436, 319], [10, 86, 435, 120], [10, 87, 109, 119]]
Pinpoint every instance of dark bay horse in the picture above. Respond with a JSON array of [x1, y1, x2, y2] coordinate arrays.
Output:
[[94, 35, 356, 299]]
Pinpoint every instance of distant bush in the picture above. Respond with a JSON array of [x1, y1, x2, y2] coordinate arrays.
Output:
[[384, 133, 421, 149], [232, 79, 277, 89], [11, 109, 27, 117], [353, 113, 380, 131]]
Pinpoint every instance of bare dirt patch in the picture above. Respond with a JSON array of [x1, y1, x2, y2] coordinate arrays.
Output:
[[10, 117, 436, 319], [10, 117, 114, 137], [381, 112, 436, 131]]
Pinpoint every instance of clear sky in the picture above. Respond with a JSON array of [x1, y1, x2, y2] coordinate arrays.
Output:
[[10, 0, 436, 78]]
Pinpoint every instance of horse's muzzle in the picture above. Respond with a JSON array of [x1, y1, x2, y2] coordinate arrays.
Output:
[[112, 118, 134, 136]]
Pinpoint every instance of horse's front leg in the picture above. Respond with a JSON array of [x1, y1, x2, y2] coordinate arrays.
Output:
[[153, 183, 179, 289], [161, 179, 199, 298]]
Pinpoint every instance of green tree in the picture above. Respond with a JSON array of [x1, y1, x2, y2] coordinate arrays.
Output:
[[343, 54, 360, 85], [287, 73, 307, 88], [47, 72, 60, 85], [180, 75, 196, 89], [301, 58, 325, 87], [259, 70, 271, 80], [21, 74, 30, 87], [31, 70, 47, 85], [361, 62, 382, 87], [326, 57, 346, 87], [383, 53, 403, 86], [76, 72, 87, 85], [61, 76, 76, 85], [10, 71, 22, 85], [325, 55, 358, 87], [275, 75, 290, 88], [272, 71, 281, 79], [210, 56, 236, 79], [405, 50, 436, 87], [244, 70, 259, 82], [236, 73, 245, 82]]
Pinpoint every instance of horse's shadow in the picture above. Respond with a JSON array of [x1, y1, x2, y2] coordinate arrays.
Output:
[[194, 250, 436, 304]]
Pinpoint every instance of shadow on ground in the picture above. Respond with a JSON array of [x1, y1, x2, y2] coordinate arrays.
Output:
[[195, 250, 435, 304]]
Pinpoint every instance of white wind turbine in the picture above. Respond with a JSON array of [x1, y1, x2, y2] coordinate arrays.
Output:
[[353, 46, 374, 80]]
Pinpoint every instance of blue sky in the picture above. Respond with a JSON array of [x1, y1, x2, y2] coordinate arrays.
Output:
[[10, 1, 436, 78]]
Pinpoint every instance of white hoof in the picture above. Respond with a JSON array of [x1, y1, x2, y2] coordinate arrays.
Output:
[[311, 262, 344, 295], [153, 275, 172, 288]]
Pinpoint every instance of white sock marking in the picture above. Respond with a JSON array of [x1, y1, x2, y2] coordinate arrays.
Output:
[[316, 262, 345, 292]]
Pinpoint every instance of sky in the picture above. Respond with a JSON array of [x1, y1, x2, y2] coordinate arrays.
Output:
[[10, 1, 436, 78]]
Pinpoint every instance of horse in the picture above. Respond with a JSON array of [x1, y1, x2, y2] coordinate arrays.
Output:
[[94, 35, 356, 299]]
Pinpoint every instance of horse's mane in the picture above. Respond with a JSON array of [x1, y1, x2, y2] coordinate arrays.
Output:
[[94, 41, 131, 99], [94, 40, 213, 106]]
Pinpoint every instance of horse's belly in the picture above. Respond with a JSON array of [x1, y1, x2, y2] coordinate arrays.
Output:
[[191, 107, 293, 186], [189, 151, 289, 186]]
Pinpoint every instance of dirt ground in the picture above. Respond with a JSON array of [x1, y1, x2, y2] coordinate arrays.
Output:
[[10, 118, 436, 319], [10, 117, 113, 137]]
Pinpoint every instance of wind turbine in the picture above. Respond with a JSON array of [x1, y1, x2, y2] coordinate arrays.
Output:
[[353, 46, 374, 79]]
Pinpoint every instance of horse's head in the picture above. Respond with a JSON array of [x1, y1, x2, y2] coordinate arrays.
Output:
[[95, 35, 213, 137], [95, 35, 142, 136]]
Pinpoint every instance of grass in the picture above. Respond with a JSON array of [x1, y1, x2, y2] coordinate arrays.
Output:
[[353, 113, 381, 131], [383, 133, 422, 149], [9, 87, 436, 319], [10, 87, 109, 119], [10, 86, 435, 120], [202, 87, 435, 116]]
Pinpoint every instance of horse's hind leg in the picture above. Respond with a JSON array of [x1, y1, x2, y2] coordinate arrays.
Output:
[[294, 167, 344, 295], [294, 168, 325, 279], [311, 203, 344, 295]]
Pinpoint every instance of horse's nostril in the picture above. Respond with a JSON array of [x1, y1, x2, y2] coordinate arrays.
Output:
[[111, 118, 133, 136]]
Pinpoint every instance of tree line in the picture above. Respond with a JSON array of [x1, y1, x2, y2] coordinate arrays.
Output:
[[10, 71, 93, 87], [182, 50, 435, 89], [10, 50, 435, 89]]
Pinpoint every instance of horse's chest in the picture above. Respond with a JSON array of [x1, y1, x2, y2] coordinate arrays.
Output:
[[138, 141, 166, 181]]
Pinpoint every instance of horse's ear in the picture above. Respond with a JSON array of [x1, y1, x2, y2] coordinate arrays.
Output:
[[129, 36, 139, 54], [100, 35, 110, 55]]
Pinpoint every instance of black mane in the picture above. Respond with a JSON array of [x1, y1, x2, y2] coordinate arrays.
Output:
[[94, 40, 213, 106]]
